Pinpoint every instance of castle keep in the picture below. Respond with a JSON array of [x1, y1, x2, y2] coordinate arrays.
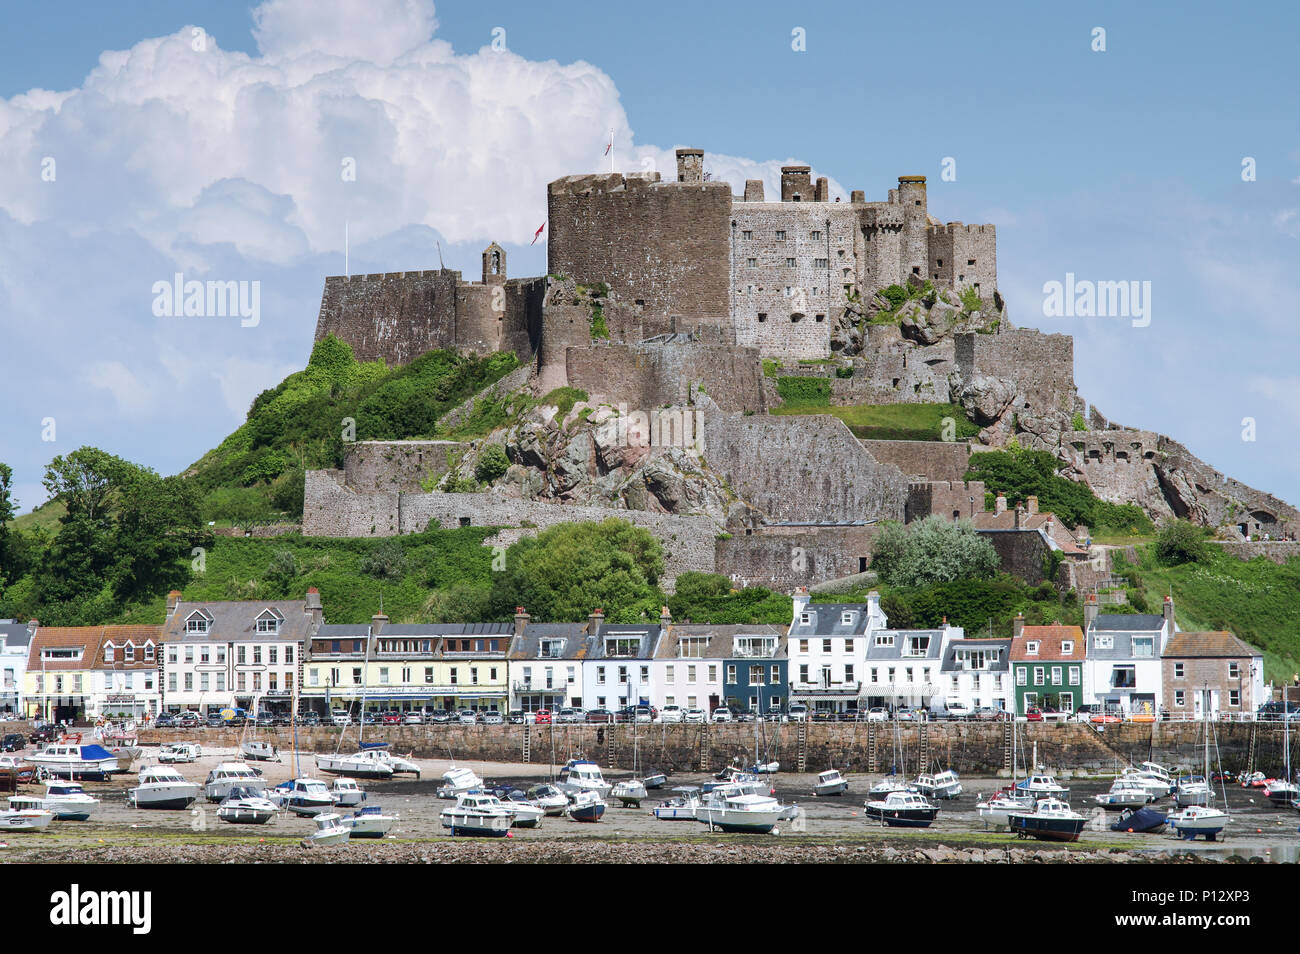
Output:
[[314, 148, 997, 364]]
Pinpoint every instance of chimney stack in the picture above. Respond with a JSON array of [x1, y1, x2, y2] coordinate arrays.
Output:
[[995, 494, 1007, 515], [1163, 595, 1175, 637], [675, 148, 704, 184], [371, 611, 388, 636], [1013, 614, 1025, 640], [1085, 593, 1098, 630], [660, 605, 672, 628], [588, 608, 605, 633], [514, 606, 530, 638], [166, 591, 182, 617], [1014, 506, 1024, 530], [791, 586, 811, 620], [305, 587, 323, 625], [1026, 495, 1039, 515]]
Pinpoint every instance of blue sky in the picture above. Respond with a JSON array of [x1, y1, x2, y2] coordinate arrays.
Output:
[[1, 0, 1298, 516]]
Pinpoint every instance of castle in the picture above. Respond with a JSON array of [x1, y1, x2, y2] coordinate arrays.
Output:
[[314, 149, 997, 364]]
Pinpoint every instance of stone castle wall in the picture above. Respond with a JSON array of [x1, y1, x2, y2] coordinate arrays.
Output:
[[955, 328, 1076, 417], [862, 440, 976, 482], [715, 523, 879, 591], [565, 340, 767, 414], [904, 478, 988, 523], [342, 440, 468, 494]]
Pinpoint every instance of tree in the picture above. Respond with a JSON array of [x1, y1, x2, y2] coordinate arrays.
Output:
[[666, 571, 791, 624], [870, 516, 1000, 588], [473, 445, 510, 484], [1155, 519, 1210, 565], [0, 463, 16, 584], [487, 519, 664, 623]]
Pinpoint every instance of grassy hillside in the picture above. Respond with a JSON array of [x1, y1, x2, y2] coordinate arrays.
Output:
[[186, 335, 520, 526], [772, 398, 982, 441], [1114, 546, 1300, 684]]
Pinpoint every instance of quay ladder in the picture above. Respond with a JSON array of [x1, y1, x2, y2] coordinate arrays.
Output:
[[522, 723, 532, 764], [1247, 721, 1258, 776], [1002, 721, 1013, 772], [796, 719, 808, 773], [917, 721, 930, 771], [607, 724, 617, 768], [867, 722, 878, 773], [698, 723, 711, 773]]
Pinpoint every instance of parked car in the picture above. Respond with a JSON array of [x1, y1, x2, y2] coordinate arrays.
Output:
[[533, 709, 553, 725], [585, 709, 614, 724], [177, 711, 203, 729], [331, 710, 352, 726], [1, 733, 25, 752], [660, 705, 684, 723], [973, 706, 1002, 722], [811, 710, 835, 723], [787, 703, 808, 723], [479, 710, 504, 725], [683, 708, 706, 724], [711, 706, 733, 723], [895, 706, 918, 722], [866, 707, 889, 723], [403, 711, 424, 725], [939, 700, 973, 721], [426, 709, 452, 724], [1024, 707, 1044, 722], [382, 712, 402, 725], [556, 708, 582, 724], [255, 712, 275, 727], [457, 709, 477, 725], [206, 713, 227, 729], [153, 713, 178, 729]]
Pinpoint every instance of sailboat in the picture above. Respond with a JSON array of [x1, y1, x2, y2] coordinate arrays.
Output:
[[1264, 696, 1298, 808], [977, 717, 1034, 827], [1167, 715, 1230, 840], [610, 715, 648, 807], [869, 717, 916, 796]]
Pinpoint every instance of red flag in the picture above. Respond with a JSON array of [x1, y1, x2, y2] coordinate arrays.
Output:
[[530, 222, 545, 245], [604, 137, 612, 156]]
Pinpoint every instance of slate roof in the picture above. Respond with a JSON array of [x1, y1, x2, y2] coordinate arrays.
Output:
[[864, 629, 946, 662], [162, 600, 316, 643], [655, 624, 786, 660], [789, 603, 872, 637], [1092, 614, 1164, 632], [0, 621, 33, 649], [1010, 625, 1085, 663], [1164, 632, 1260, 659], [309, 624, 371, 656], [509, 623, 593, 661], [941, 638, 1011, 673], [589, 624, 662, 660]]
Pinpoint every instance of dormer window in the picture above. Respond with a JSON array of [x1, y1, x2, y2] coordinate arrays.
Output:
[[539, 639, 565, 659], [800, 612, 811, 625], [104, 645, 114, 663], [1096, 636, 1113, 650], [874, 634, 895, 648], [256, 608, 284, 634], [185, 609, 213, 634], [144, 644, 155, 662], [1026, 641, 1040, 655], [125, 644, 135, 662], [1061, 641, 1073, 655], [840, 611, 855, 626]]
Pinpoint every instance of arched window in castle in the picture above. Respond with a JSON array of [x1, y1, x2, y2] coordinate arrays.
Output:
[[490, 250, 501, 275]]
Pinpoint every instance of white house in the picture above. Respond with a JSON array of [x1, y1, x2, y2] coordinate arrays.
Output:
[[787, 589, 888, 715], [579, 611, 666, 712], [0, 620, 33, 716], [937, 638, 1012, 713], [1082, 594, 1175, 716]]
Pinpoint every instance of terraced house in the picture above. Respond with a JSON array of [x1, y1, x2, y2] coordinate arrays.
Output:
[[787, 589, 888, 716], [24, 624, 155, 722], [581, 610, 666, 712], [159, 589, 320, 716], [90, 625, 161, 721], [1082, 594, 1175, 717], [508, 612, 590, 712], [1010, 619, 1086, 715], [1161, 630, 1264, 719]]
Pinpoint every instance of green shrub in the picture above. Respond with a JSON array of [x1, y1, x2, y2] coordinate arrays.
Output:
[[1072, 412, 1088, 432], [834, 366, 854, 379], [1155, 519, 1211, 565], [776, 376, 831, 408], [474, 445, 510, 483]]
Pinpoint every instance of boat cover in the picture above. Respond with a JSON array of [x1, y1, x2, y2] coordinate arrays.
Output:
[[79, 745, 116, 761], [1111, 807, 1167, 833], [358, 742, 389, 750]]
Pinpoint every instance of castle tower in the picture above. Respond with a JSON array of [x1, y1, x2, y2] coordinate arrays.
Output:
[[898, 175, 928, 283], [482, 242, 506, 285], [676, 148, 704, 184], [781, 165, 812, 202]]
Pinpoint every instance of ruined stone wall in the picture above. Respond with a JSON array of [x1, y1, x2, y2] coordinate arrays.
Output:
[[315, 270, 459, 365], [863, 440, 975, 482], [1214, 541, 1300, 563], [564, 340, 766, 414], [537, 303, 593, 392], [730, 202, 857, 358], [858, 325, 957, 404], [701, 401, 909, 523], [500, 277, 546, 360], [927, 224, 997, 298], [547, 173, 732, 329], [905, 479, 988, 523], [715, 524, 878, 591], [956, 328, 1076, 416], [978, 529, 1051, 585], [342, 440, 468, 494]]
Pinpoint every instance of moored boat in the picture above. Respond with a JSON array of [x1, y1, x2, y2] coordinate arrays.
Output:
[[976, 789, 1035, 828], [436, 765, 484, 798], [1094, 779, 1154, 811], [280, 777, 336, 816], [565, 788, 607, 823], [863, 790, 939, 828], [1111, 806, 1167, 834], [556, 759, 612, 797], [914, 769, 962, 799], [1007, 798, 1087, 842], [440, 792, 514, 837], [342, 805, 396, 838], [28, 742, 119, 780], [240, 740, 280, 762], [610, 779, 648, 807], [813, 769, 848, 796], [303, 812, 350, 846], [642, 773, 668, 790], [329, 777, 367, 808], [22, 780, 101, 820], [0, 805, 55, 830], [204, 761, 264, 802], [216, 786, 280, 825], [697, 788, 787, 833], [1174, 776, 1212, 809], [1167, 804, 1229, 841], [129, 766, 200, 810], [526, 783, 569, 816], [652, 786, 701, 821]]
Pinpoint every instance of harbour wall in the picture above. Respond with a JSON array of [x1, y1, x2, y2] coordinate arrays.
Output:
[[139, 722, 1294, 778]]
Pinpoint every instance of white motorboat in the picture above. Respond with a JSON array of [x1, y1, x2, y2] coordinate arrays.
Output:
[[303, 812, 350, 846], [976, 790, 1035, 828], [329, 777, 367, 808], [440, 792, 514, 837], [157, 742, 201, 763], [526, 783, 569, 816], [1095, 779, 1155, 810], [342, 805, 396, 838], [1007, 797, 1088, 842], [868, 776, 917, 797], [642, 773, 668, 790], [28, 742, 119, 780], [652, 786, 701, 820], [0, 805, 55, 830], [1174, 776, 1213, 809], [129, 767, 200, 810], [21, 780, 101, 820], [813, 769, 848, 796], [204, 761, 264, 802], [216, 786, 280, 825], [316, 744, 419, 779], [556, 760, 612, 797], [240, 741, 280, 762], [697, 789, 787, 833], [1120, 762, 1175, 798], [914, 769, 963, 799], [1013, 773, 1070, 799], [279, 778, 336, 816], [749, 761, 780, 774], [565, 788, 607, 822], [1167, 804, 1229, 841], [436, 765, 484, 798], [864, 790, 939, 828], [502, 795, 544, 828], [610, 779, 648, 807]]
